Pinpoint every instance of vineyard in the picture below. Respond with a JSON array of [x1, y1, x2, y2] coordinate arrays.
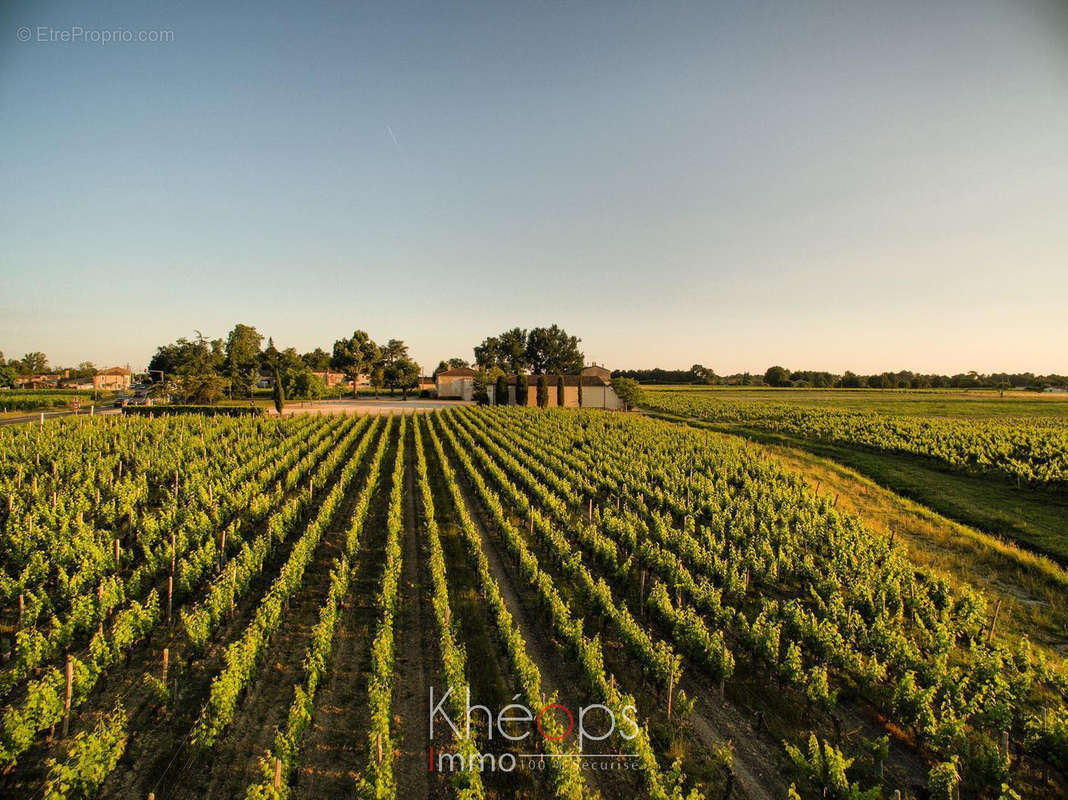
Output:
[[1, 408, 1066, 800], [641, 390, 1068, 491]]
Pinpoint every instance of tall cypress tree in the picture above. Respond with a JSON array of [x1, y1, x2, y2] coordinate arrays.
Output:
[[536, 375, 549, 408], [516, 374, 528, 406], [495, 375, 508, 405], [272, 369, 285, 415], [556, 374, 566, 407]]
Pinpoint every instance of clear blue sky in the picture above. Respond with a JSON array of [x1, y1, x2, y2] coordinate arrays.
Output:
[[2, 0, 1066, 375]]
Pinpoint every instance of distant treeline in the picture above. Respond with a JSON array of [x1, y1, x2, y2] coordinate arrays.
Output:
[[613, 365, 1068, 390]]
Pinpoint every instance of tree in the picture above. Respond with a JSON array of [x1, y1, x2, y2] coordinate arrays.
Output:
[[498, 328, 529, 373], [331, 330, 380, 398], [67, 362, 97, 379], [577, 378, 583, 408], [764, 366, 791, 387], [472, 369, 490, 405], [149, 332, 224, 379], [371, 365, 385, 398], [556, 375, 566, 407], [379, 339, 410, 396], [495, 374, 508, 406], [20, 352, 48, 375], [526, 325, 583, 374], [301, 347, 332, 371], [473, 336, 502, 371], [288, 370, 324, 401], [536, 375, 549, 408], [516, 374, 529, 406], [0, 363, 15, 389], [225, 324, 264, 399], [176, 332, 226, 403], [611, 377, 642, 410], [272, 369, 285, 414], [386, 357, 420, 399]]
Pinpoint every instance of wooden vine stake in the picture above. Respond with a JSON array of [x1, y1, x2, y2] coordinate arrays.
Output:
[[18, 593, 24, 629], [274, 758, 282, 790], [167, 576, 173, 621], [162, 648, 169, 684], [113, 539, 120, 565], [62, 657, 73, 736], [988, 599, 1003, 643], [588, 497, 593, 522], [376, 733, 383, 764], [667, 668, 675, 722]]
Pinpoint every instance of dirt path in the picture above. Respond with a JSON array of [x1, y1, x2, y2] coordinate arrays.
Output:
[[290, 433, 397, 800]]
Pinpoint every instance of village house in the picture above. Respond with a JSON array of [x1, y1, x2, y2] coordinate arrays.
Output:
[[93, 367, 132, 391], [14, 370, 69, 389]]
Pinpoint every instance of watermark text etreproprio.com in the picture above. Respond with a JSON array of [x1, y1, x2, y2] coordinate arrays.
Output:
[[16, 25, 174, 44]]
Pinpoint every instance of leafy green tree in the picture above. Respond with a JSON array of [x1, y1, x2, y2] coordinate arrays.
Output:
[[536, 375, 549, 408], [272, 369, 285, 414], [386, 357, 420, 399], [224, 324, 263, 399], [764, 365, 791, 387], [526, 325, 583, 374], [0, 363, 15, 388], [288, 369, 324, 400], [331, 330, 380, 397], [610, 377, 642, 410], [556, 374, 566, 407], [498, 327, 529, 373], [148, 332, 223, 379], [378, 339, 410, 395], [577, 378, 583, 407], [371, 365, 385, 398], [473, 336, 502, 370], [20, 352, 49, 374], [495, 375, 508, 405], [300, 347, 332, 371], [516, 374, 529, 406]]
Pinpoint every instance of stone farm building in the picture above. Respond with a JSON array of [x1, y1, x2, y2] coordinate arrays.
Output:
[[435, 367, 479, 399], [435, 366, 623, 409], [93, 367, 132, 392]]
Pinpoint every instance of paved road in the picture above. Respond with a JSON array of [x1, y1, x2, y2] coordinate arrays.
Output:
[[0, 406, 120, 427]]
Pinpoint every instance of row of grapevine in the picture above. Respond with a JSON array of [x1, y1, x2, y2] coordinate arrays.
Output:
[[189, 415, 384, 749], [412, 414, 486, 800], [180, 415, 372, 648], [470, 407, 1068, 794], [422, 414, 590, 800], [1, 414, 345, 702], [356, 414, 407, 798], [432, 413, 703, 800], [243, 415, 395, 800], [642, 390, 1068, 489]]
